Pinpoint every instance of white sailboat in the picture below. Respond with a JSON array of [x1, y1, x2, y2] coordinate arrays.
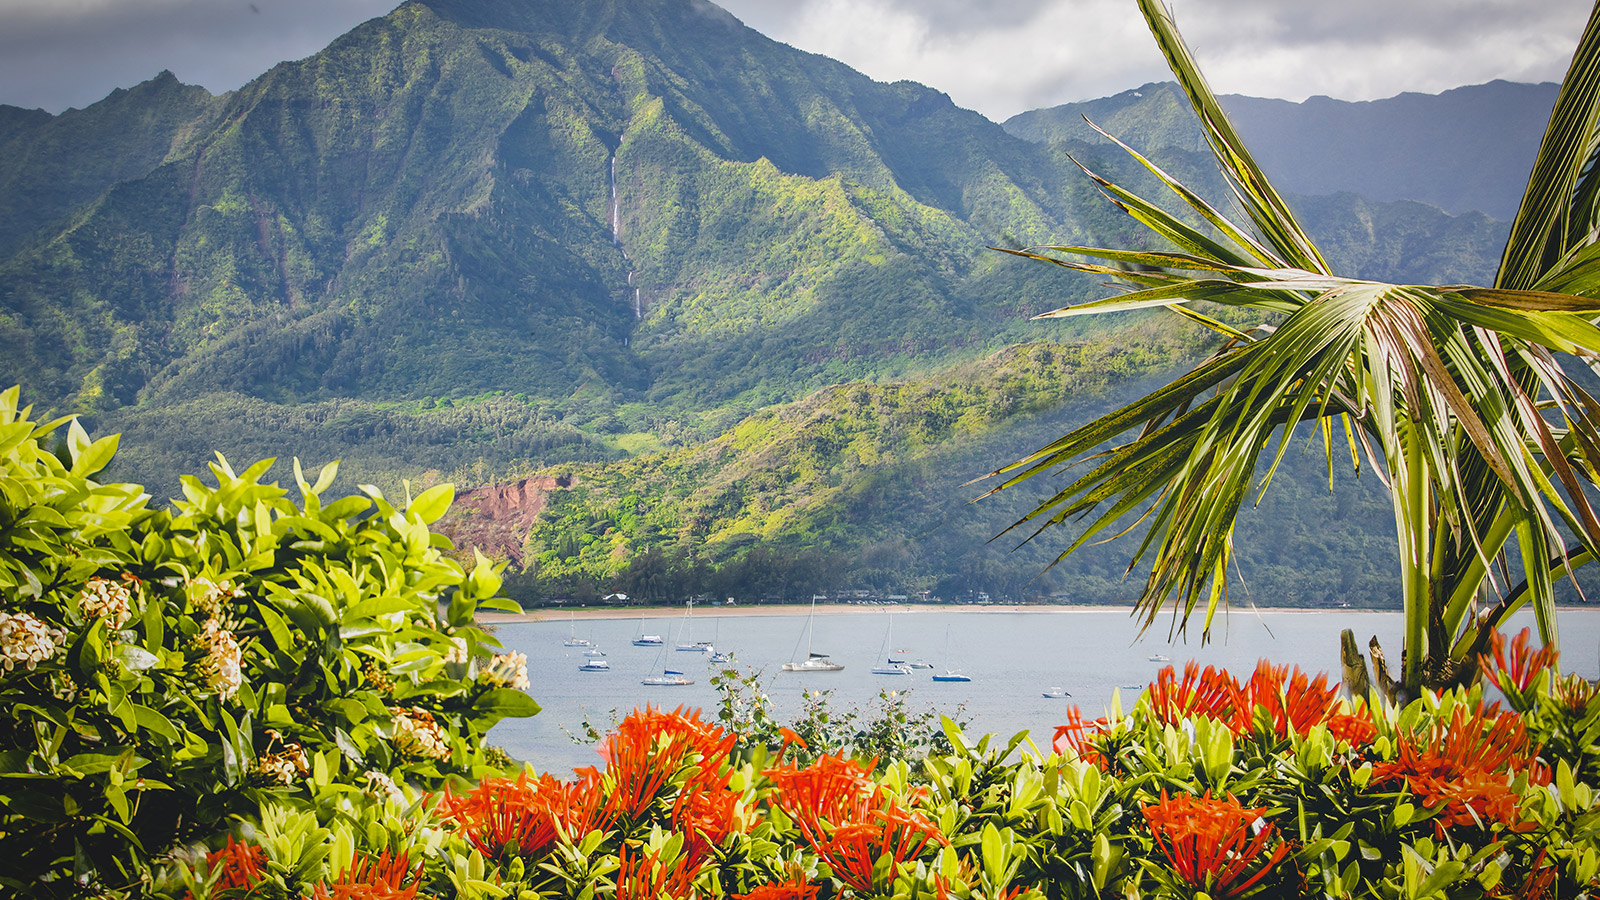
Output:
[[644, 619, 695, 684], [781, 599, 843, 672], [562, 611, 593, 648], [871, 614, 911, 675], [931, 625, 971, 682], [632, 610, 663, 646], [675, 599, 714, 653]]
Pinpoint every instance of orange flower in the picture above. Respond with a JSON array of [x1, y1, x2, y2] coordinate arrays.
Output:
[[1147, 660, 1367, 743], [766, 753, 943, 893], [734, 877, 818, 900], [310, 849, 425, 900], [815, 808, 943, 894], [1141, 792, 1288, 899], [1372, 704, 1541, 834], [1051, 705, 1111, 769], [184, 837, 266, 899], [615, 843, 702, 900], [1149, 662, 1240, 728], [437, 770, 612, 860], [1480, 628, 1558, 693], [600, 707, 738, 822]]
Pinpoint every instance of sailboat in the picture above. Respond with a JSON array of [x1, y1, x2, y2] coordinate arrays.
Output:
[[643, 619, 694, 685], [781, 599, 843, 672], [632, 610, 663, 647], [871, 614, 911, 675], [675, 599, 714, 653], [642, 668, 694, 686], [931, 625, 971, 682], [562, 611, 593, 648]]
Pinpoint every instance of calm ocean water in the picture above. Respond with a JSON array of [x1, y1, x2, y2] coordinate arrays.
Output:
[[488, 607, 1600, 775]]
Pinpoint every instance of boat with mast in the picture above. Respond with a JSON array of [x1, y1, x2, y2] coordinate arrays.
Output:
[[781, 599, 843, 672], [562, 611, 593, 648], [870, 614, 911, 675], [644, 617, 695, 685], [632, 610, 663, 647], [931, 625, 970, 682], [675, 599, 714, 653]]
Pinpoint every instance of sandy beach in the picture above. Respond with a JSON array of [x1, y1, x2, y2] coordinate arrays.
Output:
[[477, 602, 1140, 624]]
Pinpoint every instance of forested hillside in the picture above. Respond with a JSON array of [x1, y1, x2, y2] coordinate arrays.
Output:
[[0, 0, 1530, 604]]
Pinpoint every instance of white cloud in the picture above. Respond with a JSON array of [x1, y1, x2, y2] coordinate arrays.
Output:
[[0, 0, 1592, 117], [722, 0, 1593, 119]]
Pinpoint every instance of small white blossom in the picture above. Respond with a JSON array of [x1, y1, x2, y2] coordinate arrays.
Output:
[[441, 636, 469, 665], [255, 743, 309, 785], [76, 577, 134, 629], [197, 619, 242, 700], [482, 651, 529, 691], [364, 770, 406, 805], [0, 612, 65, 671], [191, 577, 243, 619], [392, 707, 451, 761]]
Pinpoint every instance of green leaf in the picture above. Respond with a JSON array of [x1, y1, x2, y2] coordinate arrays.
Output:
[[407, 483, 455, 524]]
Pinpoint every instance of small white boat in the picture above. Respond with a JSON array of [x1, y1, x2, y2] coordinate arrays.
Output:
[[709, 650, 734, 664], [1148, 654, 1170, 662], [872, 663, 912, 675], [784, 654, 845, 673], [579, 659, 610, 672], [931, 625, 971, 682], [583, 647, 606, 658], [642, 669, 693, 686], [563, 612, 593, 648], [632, 610, 663, 646], [1042, 687, 1072, 699], [782, 600, 844, 672], [890, 657, 934, 669]]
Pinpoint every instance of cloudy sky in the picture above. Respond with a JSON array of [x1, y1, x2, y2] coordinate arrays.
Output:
[[0, 0, 1591, 120]]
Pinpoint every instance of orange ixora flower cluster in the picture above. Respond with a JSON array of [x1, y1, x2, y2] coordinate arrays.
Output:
[[439, 706, 749, 888], [183, 836, 267, 899], [437, 769, 613, 860], [1147, 660, 1374, 742], [310, 849, 428, 900], [1372, 702, 1547, 835], [765, 753, 944, 894], [1141, 791, 1290, 899]]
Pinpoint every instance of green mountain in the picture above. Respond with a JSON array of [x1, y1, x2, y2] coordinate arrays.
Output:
[[1004, 80, 1557, 220], [0, 0, 1526, 604]]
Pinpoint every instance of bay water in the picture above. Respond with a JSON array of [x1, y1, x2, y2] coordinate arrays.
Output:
[[488, 607, 1600, 775]]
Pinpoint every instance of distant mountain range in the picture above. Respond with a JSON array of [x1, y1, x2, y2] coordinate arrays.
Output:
[[0, 0, 1550, 605], [1004, 79, 1557, 221]]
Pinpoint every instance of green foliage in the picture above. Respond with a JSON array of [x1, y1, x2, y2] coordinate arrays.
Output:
[[145, 648, 1600, 900], [0, 387, 535, 895]]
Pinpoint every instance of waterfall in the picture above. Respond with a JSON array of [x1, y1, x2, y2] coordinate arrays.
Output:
[[634, 288, 641, 318], [609, 155, 621, 245]]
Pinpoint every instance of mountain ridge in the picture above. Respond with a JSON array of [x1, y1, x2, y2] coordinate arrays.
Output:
[[0, 0, 1535, 602]]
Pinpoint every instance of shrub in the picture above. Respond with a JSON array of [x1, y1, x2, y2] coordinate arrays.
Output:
[[0, 387, 535, 896]]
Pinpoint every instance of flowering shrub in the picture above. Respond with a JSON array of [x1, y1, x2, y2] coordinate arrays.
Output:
[[154, 638, 1600, 899], [0, 388, 536, 896]]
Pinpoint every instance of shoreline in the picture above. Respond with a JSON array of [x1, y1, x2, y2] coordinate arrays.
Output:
[[474, 603, 1409, 624]]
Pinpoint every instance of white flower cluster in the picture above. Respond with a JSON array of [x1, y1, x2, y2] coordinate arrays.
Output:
[[76, 577, 134, 629], [198, 619, 242, 700], [0, 612, 66, 671], [255, 743, 309, 785], [392, 707, 451, 761], [482, 651, 529, 691], [441, 636, 469, 665], [364, 769, 406, 805], [191, 577, 243, 619]]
